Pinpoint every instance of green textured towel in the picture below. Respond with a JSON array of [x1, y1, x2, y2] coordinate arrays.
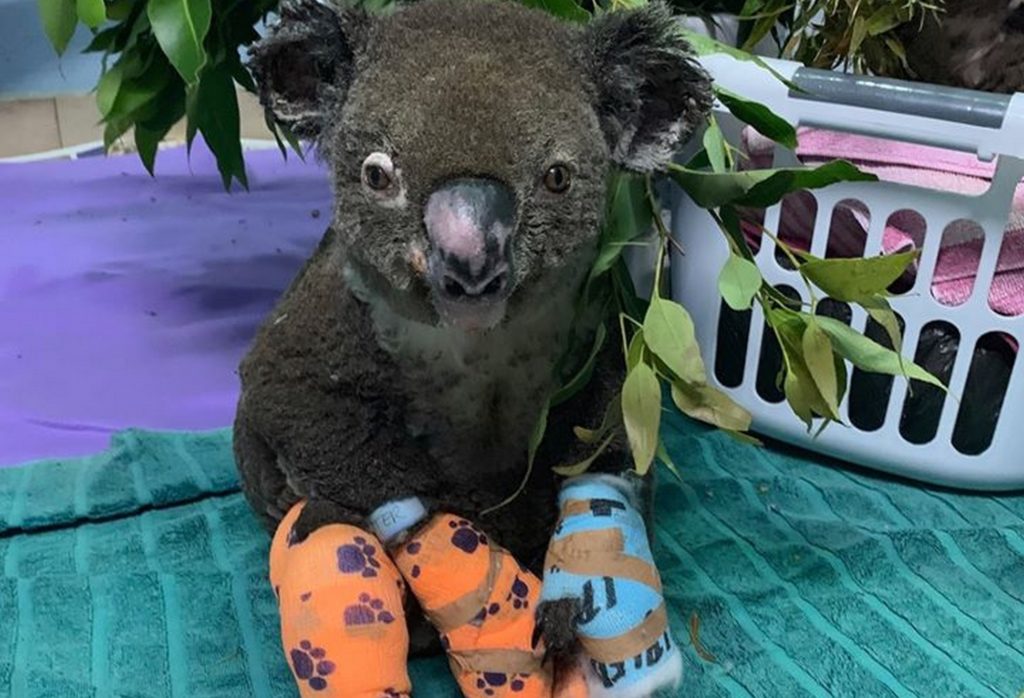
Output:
[[1, 417, 1022, 697]]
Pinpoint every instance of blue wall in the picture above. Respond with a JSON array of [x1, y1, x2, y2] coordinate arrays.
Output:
[[0, 0, 104, 99]]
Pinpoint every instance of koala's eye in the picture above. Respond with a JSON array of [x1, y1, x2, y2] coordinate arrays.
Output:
[[543, 164, 571, 193], [361, 153, 395, 193], [365, 165, 391, 190]]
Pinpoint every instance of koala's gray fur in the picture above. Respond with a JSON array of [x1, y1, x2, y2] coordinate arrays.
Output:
[[236, 0, 710, 659]]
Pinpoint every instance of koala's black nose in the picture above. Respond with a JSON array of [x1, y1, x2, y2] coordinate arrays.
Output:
[[424, 178, 517, 303], [440, 264, 509, 300]]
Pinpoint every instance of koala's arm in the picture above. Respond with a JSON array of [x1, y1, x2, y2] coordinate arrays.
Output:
[[233, 233, 439, 540]]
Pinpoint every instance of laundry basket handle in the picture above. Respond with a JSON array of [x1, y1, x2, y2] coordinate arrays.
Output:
[[698, 53, 1024, 161]]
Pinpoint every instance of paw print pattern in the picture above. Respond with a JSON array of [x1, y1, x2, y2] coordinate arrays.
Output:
[[337, 537, 383, 578], [470, 602, 503, 627], [290, 640, 336, 692], [506, 576, 530, 610], [343, 592, 396, 626], [404, 541, 422, 578], [473, 672, 528, 696], [448, 519, 488, 554]]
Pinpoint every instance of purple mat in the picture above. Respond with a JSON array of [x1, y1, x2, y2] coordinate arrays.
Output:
[[0, 143, 331, 466]]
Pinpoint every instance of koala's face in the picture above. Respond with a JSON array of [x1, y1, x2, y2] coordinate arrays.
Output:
[[251, 0, 711, 330]]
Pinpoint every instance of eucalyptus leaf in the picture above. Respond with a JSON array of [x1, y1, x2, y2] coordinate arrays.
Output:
[[815, 315, 945, 388], [590, 174, 652, 282], [656, 440, 683, 483], [855, 294, 904, 357], [800, 252, 918, 301], [671, 160, 875, 209], [622, 362, 661, 475], [679, 28, 801, 90], [76, 0, 104, 27], [626, 329, 646, 370], [643, 297, 705, 383], [671, 381, 752, 432], [715, 86, 797, 149], [801, 320, 840, 418], [38, 0, 78, 55], [702, 117, 727, 173], [718, 254, 762, 311], [148, 0, 212, 84]]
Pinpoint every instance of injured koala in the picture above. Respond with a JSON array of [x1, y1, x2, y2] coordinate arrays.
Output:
[[233, 0, 712, 695]]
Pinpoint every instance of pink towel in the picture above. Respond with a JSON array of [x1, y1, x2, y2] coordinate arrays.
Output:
[[738, 127, 1024, 318]]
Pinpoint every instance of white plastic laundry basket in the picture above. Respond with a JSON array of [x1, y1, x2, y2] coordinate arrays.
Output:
[[669, 53, 1024, 491]]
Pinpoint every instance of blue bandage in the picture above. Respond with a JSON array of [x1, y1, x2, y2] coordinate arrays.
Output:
[[367, 497, 428, 544], [541, 476, 681, 698]]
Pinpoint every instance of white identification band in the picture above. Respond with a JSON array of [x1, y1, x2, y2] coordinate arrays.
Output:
[[367, 497, 428, 544]]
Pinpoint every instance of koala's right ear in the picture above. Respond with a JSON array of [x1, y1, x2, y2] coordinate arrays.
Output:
[[248, 0, 369, 138]]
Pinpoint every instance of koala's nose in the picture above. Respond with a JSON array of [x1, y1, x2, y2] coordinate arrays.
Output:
[[424, 178, 516, 302]]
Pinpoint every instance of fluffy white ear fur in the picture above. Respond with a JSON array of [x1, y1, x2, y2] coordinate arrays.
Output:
[[579, 649, 684, 698]]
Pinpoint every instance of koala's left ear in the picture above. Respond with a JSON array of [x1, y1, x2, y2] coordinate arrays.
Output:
[[584, 2, 713, 172]]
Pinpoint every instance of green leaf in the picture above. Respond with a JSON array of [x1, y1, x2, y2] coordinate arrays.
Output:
[[715, 87, 797, 149], [84, 25, 118, 52], [38, 0, 78, 55], [626, 329, 646, 370], [551, 323, 608, 408], [801, 320, 840, 418], [702, 117, 727, 173], [671, 381, 752, 432], [865, 5, 903, 35], [671, 160, 876, 209], [590, 173, 653, 282], [800, 252, 918, 302], [135, 124, 162, 176], [148, 0, 211, 84], [656, 440, 683, 483], [553, 432, 616, 477], [195, 62, 248, 190], [621, 362, 661, 475], [718, 254, 762, 311], [518, 0, 589, 22], [861, 296, 903, 353], [76, 0, 104, 27], [643, 297, 705, 384], [679, 28, 801, 91], [573, 393, 622, 445], [96, 62, 124, 116], [850, 16, 868, 56], [814, 316, 945, 388]]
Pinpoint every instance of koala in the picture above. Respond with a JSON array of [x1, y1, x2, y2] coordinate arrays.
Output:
[[901, 0, 1024, 93], [235, 0, 711, 665]]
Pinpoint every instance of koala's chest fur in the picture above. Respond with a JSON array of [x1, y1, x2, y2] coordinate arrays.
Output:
[[346, 265, 575, 482]]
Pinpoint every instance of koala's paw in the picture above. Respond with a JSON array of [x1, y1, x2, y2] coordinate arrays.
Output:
[[533, 597, 582, 663], [287, 499, 360, 546]]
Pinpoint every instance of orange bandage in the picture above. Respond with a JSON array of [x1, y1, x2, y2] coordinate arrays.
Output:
[[270, 502, 411, 698], [392, 514, 587, 698]]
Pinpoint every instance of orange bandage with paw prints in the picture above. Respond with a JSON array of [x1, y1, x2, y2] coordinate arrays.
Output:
[[270, 501, 411, 698]]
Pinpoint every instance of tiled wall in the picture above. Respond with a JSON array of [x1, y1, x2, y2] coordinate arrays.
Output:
[[0, 91, 276, 159]]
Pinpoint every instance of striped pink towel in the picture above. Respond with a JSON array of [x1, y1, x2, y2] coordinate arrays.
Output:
[[739, 127, 1024, 318]]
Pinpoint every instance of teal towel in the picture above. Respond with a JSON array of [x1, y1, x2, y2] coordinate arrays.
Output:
[[1, 417, 1022, 697]]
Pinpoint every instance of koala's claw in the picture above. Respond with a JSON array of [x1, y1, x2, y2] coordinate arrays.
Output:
[[534, 598, 582, 664]]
